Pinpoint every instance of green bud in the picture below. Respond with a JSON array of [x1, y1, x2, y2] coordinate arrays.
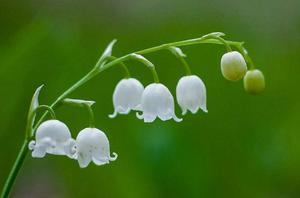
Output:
[[221, 51, 247, 81], [243, 69, 265, 94]]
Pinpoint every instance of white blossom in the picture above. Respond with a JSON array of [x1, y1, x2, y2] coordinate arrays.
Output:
[[72, 128, 117, 168], [136, 83, 182, 123], [109, 78, 144, 118], [176, 75, 207, 115], [29, 120, 75, 158]]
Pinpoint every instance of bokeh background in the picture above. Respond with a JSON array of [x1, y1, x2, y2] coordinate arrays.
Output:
[[1, 0, 300, 197]]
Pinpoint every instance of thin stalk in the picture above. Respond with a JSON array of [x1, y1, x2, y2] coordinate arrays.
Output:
[[35, 105, 56, 119], [175, 55, 192, 75], [1, 140, 29, 198], [150, 68, 160, 83], [1, 34, 248, 197], [86, 105, 95, 128], [235, 44, 255, 69], [107, 56, 131, 78]]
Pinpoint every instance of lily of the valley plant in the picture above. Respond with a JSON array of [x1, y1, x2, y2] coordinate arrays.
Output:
[[1, 32, 265, 197]]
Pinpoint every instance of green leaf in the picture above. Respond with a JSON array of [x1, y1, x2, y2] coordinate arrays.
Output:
[[98, 39, 117, 64], [28, 85, 44, 126], [25, 85, 44, 138]]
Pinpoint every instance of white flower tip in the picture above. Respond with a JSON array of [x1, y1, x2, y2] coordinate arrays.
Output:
[[108, 110, 118, 119], [110, 152, 118, 161], [181, 109, 187, 116], [78, 161, 89, 169], [32, 149, 46, 158], [136, 112, 143, 120], [173, 115, 183, 122], [28, 140, 36, 150]]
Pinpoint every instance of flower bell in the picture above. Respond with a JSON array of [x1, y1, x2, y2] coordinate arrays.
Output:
[[29, 120, 75, 158], [109, 78, 144, 118], [72, 128, 117, 168], [243, 69, 265, 94], [176, 75, 207, 115], [221, 51, 247, 81], [136, 83, 182, 123]]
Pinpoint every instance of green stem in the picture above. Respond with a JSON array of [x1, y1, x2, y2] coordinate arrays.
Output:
[[175, 55, 192, 75], [150, 68, 160, 83], [99, 38, 242, 73], [86, 105, 95, 128], [235, 44, 255, 69], [1, 33, 248, 197], [35, 105, 56, 119], [107, 56, 131, 78], [1, 140, 29, 198]]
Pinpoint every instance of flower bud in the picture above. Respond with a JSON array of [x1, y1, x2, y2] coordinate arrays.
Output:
[[221, 51, 247, 81], [243, 69, 265, 94]]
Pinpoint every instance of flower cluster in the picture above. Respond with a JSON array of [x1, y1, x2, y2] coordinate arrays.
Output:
[[110, 75, 208, 122], [28, 40, 265, 168], [109, 50, 265, 123], [29, 119, 117, 168]]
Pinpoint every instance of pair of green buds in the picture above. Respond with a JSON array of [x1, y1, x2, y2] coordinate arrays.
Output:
[[221, 51, 265, 95]]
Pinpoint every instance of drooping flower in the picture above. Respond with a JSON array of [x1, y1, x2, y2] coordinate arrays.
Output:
[[221, 51, 247, 81], [136, 83, 182, 123], [243, 69, 265, 94], [109, 78, 144, 118], [176, 75, 207, 115], [29, 120, 75, 158], [72, 128, 117, 168]]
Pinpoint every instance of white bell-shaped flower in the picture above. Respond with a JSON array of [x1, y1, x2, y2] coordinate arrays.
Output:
[[136, 83, 182, 123], [29, 120, 75, 158], [73, 128, 117, 168], [176, 75, 207, 115], [109, 78, 144, 118]]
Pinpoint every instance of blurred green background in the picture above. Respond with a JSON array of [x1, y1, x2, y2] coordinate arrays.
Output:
[[1, 0, 300, 197]]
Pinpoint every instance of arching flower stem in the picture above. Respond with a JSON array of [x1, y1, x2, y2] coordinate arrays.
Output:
[[1, 32, 252, 197], [62, 98, 96, 127], [150, 67, 160, 83], [235, 44, 255, 69], [34, 105, 56, 119], [86, 104, 95, 128], [107, 56, 131, 78], [168, 47, 192, 75]]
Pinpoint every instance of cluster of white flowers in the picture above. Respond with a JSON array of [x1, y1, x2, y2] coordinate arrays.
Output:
[[28, 44, 265, 169], [29, 120, 117, 168], [110, 75, 208, 122]]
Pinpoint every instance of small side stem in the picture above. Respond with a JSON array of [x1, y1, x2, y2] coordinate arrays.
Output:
[[85, 105, 95, 128], [235, 44, 255, 69], [179, 57, 192, 75], [107, 56, 131, 78], [35, 105, 56, 119], [150, 68, 160, 83]]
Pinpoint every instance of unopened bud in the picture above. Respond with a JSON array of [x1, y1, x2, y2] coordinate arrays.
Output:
[[221, 51, 247, 81], [243, 69, 265, 94]]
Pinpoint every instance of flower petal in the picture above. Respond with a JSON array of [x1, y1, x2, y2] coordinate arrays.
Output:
[[77, 153, 91, 168]]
